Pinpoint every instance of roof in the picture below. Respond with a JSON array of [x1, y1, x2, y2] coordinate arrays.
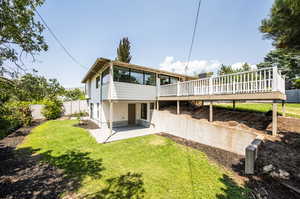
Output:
[[81, 57, 197, 83]]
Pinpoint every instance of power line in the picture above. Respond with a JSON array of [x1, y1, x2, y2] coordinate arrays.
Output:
[[185, 0, 202, 75], [34, 9, 88, 70]]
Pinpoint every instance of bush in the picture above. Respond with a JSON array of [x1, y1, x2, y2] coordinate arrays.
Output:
[[42, 98, 63, 120], [0, 101, 32, 139]]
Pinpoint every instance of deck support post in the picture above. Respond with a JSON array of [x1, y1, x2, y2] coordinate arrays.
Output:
[[282, 100, 286, 117], [109, 101, 113, 135], [156, 100, 159, 110], [209, 101, 213, 122], [233, 100, 236, 110], [177, 100, 180, 114], [272, 102, 277, 136]]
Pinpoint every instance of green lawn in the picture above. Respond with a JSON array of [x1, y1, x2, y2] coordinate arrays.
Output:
[[19, 120, 249, 199], [216, 103, 300, 118]]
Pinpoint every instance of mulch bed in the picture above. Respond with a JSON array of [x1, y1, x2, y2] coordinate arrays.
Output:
[[0, 120, 74, 199], [73, 120, 99, 130]]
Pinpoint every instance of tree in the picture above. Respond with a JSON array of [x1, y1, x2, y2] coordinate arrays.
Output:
[[64, 88, 85, 101], [260, 0, 300, 51], [116, 37, 132, 63], [218, 64, 234, 75], [257, 49, 300, 89], [13, 73, 64, 101], [0, 0, 48, 75]]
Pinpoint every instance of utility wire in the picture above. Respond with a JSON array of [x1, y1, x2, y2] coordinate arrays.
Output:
[[185, 0, 202, 75], [34, 9, 88, 70]]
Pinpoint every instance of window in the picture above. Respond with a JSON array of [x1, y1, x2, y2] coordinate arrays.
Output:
[[159, 75, 170, 85], [114, 66, 130, 82], [101, 67, 110, 85], [170, 76, 179, 84], [113, 66, 156, 86], [141, 103, 147, 120], [130, 69, 144, 84], [144, 72, 156, 86], [159, 75, 179, 85], [96, 76, 100, 88]]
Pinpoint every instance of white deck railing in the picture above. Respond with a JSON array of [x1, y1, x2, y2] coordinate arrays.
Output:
[[159, 67, 285, 97]]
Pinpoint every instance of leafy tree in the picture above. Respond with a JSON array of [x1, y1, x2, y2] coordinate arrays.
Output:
[[13, 73, 65, 101], [0, 0, 48, 75], [218, 64, 234, 75], [294, 79, 300, 89], [257, 49, 300, 89], [64, 88, 85, 101], [260, 0, 300, 51], [116, 37, 132, 63]]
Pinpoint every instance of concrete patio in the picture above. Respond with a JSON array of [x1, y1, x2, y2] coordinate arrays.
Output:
[[88, 125, 158, 143]]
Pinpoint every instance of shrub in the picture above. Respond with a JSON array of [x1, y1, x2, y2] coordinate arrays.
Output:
[[0, 101, 32, 139], [42, 98, 63, 120]]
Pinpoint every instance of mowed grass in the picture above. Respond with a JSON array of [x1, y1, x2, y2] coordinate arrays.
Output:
[[19, 120, 249, 199], [216, 103, 300, 118]]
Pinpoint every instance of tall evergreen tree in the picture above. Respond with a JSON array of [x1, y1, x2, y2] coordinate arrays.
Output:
[[260, 0, 300, 51], [116, 37, 132, 63]]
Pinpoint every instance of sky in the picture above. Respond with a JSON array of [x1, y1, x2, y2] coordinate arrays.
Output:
[[28, 0, 274, 88]]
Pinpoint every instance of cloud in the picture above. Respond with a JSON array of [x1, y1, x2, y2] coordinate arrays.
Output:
[[159, 56, 221, 76], [159, 56, 257, 76]]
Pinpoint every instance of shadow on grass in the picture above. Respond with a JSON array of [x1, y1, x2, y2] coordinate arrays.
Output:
[[216, 174, 249, 199], [84, 172, 145, 199], [0, 147, 105, 199]]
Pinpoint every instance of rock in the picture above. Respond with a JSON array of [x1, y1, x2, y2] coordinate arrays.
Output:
[[263, 164, 274, 173], [279, 169, 290, 180]]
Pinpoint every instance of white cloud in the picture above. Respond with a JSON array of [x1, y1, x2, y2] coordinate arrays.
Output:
[[159, 56, 257, 77], [159, 56, 221, 76]]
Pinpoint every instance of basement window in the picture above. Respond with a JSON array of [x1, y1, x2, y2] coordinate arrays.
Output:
[[141, 103, 147, 120]]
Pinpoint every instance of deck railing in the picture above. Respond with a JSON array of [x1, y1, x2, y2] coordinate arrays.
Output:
[[159, 67, 285, 97]]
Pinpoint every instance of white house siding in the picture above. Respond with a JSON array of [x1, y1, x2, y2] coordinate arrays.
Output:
[[89, 75, 100, 103], [111, 82, 156, 100]]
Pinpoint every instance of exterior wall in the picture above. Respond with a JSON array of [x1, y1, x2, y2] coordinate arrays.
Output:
[[151, 110, 257, 155], [111, 82, 156, 100], [89, 75, 100, 103]]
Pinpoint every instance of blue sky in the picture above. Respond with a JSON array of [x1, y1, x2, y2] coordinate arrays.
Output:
[[32, 0, 274, 87]]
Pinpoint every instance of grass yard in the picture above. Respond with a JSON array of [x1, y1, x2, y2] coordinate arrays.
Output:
[[216, 103, 300, 118], [19, 120, 249, 199]]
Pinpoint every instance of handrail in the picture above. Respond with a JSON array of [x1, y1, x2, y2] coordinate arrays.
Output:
[[159, 67, 285, 97]]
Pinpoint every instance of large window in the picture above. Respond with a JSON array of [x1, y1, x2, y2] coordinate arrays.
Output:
[[130, 69, 143, 84], [113, 66, 130, 82], [159, 75, 179, 85], [113, 66, 156, 86], [101, 67, 110, 85], [144, 72, 156, 85], [141, 103, 147, 120]]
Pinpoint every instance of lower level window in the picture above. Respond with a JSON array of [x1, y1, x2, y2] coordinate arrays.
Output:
[[141, 103, 147, 120]]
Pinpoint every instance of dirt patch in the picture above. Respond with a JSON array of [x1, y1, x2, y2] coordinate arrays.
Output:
[[74, 120, 99, 130], [0, 120, 75, 199]]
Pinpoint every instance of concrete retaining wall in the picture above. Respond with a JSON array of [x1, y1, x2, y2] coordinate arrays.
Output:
[[151, 110, 257, 155]]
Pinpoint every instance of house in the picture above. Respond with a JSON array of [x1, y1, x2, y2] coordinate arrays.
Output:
[[81, 58, 196, 134], [82, 57, 286, 136]]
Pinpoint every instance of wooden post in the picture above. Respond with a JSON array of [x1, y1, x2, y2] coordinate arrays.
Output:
[[272, 102, 277, 136], [177, 100, 180, 114], [109, 101, 113, 135], [209, 101, 213, 122], [282, 100, 286, 117], [156, 100, 159, 110], [233, 100, 236, 110]]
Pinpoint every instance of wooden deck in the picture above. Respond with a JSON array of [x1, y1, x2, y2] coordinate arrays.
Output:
[[158, 67, 286, 101]]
